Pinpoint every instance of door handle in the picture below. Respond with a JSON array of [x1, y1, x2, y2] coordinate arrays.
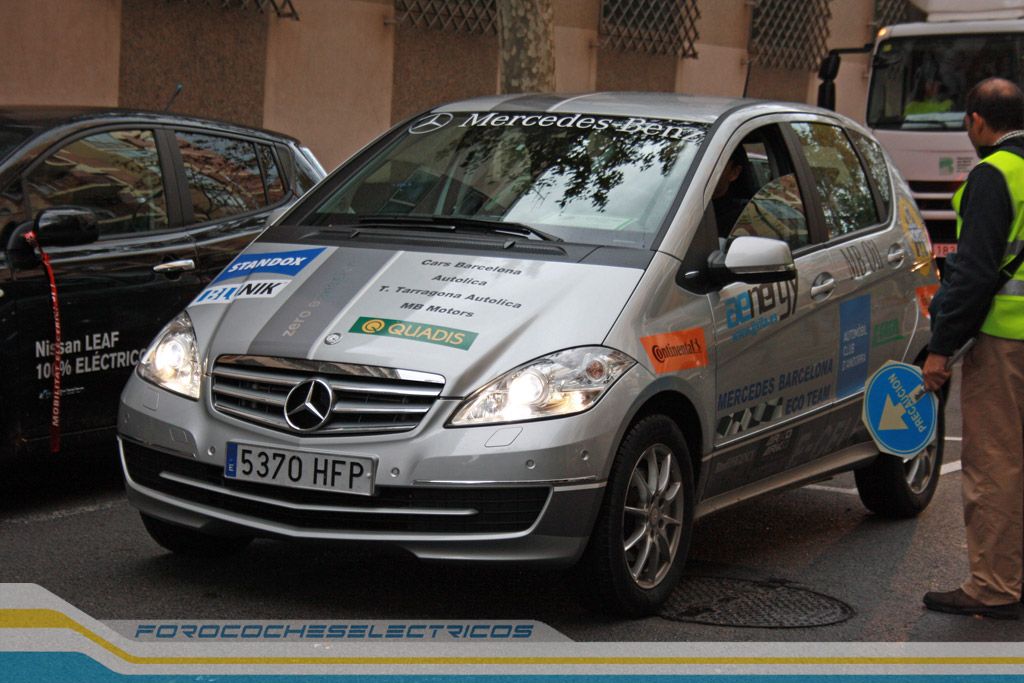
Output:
[[153, 259, 196, 274], [887, 245, 907, 266], [810, 274, 836, 299]]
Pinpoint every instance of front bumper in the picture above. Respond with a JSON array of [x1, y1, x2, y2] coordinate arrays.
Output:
[[117, 368, 647, 564]]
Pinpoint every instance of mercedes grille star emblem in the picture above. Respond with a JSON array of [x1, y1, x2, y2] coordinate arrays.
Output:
[[284, 378, 334, 432], [408, 112, 453, 135]]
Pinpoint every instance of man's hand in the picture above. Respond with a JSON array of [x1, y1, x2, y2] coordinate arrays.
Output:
[[923, 352, 951, 392]]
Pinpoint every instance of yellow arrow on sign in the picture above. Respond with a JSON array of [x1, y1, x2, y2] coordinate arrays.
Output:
[[879, 395, 909, 431]]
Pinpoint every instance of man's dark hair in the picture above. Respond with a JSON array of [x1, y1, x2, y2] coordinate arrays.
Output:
[[965, 77, 1024, 132]]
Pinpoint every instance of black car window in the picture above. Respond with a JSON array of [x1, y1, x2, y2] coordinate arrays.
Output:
[[291, 149, 320, 194], [848, 129, 893, 217], [25, 129, 168, 235], [788, 122, 880, 239], [176, 132, 265, 222], [258, 144, 285, 204]]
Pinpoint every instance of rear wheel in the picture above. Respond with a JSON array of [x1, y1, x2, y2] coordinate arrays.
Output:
[[855, 386, 945, 518], [140, 513, 252, 557], [582, 415, 694, 616]]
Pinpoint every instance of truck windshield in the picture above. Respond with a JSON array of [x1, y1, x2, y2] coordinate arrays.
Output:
[[305, 112, 707, 250], [868, 34, 1024, 130]]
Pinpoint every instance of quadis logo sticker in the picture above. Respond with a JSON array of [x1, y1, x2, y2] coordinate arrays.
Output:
[[640, 327, 708, 374], [212, 247, 326, 284], [350, 317, 477, 350], [192, 280, 290, 306]]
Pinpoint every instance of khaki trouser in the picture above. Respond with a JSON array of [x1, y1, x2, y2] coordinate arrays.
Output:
[[960, 333, 1024, 604]]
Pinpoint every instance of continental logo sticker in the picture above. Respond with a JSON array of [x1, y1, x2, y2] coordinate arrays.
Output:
[[640, 327, 708, 374], [350, 317, 477, 350], [916, 284, 939, 319]]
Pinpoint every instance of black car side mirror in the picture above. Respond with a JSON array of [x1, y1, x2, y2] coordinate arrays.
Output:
[[6, 206, 99, 254]]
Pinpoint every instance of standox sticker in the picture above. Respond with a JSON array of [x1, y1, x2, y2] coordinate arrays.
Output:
[[641, 327, 708, 374], [916, 284, 940, 319], [212, 247, 326, 284], [350, 317, 478, 350]]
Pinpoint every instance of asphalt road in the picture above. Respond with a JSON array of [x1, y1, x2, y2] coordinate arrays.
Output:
[[4, 370, 1022, 642]]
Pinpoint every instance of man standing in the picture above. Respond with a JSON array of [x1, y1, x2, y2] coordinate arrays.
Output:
[[922, 77, 1024, 620]]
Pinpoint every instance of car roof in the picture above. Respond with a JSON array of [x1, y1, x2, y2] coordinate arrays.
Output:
[[0, 105, 299, 143], [432, 92, 831, 125]]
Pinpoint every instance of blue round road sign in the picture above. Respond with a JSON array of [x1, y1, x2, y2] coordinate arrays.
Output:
[[862, 361, 938, 459]]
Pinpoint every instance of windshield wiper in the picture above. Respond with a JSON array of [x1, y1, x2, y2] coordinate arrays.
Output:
[[354, 214, 563, 242]]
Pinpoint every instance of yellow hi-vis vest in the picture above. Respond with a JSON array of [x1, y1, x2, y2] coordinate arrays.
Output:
[[952, 149, 1024, 339]]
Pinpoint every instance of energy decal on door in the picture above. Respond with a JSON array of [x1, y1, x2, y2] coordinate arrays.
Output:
[[722, 280, 797, 341]]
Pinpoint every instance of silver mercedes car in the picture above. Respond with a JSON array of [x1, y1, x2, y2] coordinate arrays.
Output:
[[117, 93, 942, 616]]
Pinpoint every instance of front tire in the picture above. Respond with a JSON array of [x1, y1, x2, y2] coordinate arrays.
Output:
[[855, 385, 945, 518], [582, 415, 695, 616], [141, 513, 253, 557]]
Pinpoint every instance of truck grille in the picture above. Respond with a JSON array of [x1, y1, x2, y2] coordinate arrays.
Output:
[[122, 441, 549, 534], [211, 355, 444, 436]]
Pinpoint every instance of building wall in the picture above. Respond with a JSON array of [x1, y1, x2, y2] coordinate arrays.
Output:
[[678, 0, 750, 97], [0, 0, 121, 107], [119, 0, 267, 128], [806, 0, 876, 124], [553, 0, 598, 91], [265, 0, 394, 170], [391, 26, 499, 125]]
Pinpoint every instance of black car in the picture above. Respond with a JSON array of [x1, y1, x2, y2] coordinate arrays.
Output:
[[0, 107, 324, 460]]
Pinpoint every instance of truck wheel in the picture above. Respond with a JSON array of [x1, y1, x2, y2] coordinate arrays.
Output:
[[855, 389, 945, 518], [140, 513, 252, 557], [582, 415, 694, 616]]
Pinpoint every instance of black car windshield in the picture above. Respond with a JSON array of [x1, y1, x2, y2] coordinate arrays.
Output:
[[868, 33, 1024, 131], [304, 112, 707, 249], [0, 125, 35, 162]]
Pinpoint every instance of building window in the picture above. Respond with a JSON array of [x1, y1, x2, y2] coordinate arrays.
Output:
[[395, 0, 497, 34], [749, 0, 832, 71], [600, 0, 699, 58]]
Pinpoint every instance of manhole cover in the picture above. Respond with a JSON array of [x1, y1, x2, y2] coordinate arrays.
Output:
[[660, 576, 854, 628]]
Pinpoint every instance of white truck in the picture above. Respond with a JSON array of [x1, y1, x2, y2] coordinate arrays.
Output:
[[819, 0, 1024, 261]]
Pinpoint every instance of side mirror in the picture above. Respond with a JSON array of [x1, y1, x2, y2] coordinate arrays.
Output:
[[708, 235, 796, 286], [818, 52, 841, 81], [33, 207, 99, 247]]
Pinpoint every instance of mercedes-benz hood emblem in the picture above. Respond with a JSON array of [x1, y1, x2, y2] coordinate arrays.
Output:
[[284, 378, 334, 432]]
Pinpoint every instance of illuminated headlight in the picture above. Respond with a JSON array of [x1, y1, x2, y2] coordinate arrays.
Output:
[[448, 347, 634, 426], [137, 312, 201, 400]]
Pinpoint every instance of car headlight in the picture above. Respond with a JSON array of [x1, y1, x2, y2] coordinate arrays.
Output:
[[448, 347, 635, 426], [137, 311, 201, 400]]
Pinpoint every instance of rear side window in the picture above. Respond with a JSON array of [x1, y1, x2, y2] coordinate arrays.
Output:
[[848, 130, 893, 218], [25, 129, 168, 235], [291, 149, 320, 194], [176, 132, 266, 222], [789, 122, 880, 239], [258, 144, 285, 204]]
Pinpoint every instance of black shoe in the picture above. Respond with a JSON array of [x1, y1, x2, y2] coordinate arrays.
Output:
[[924, 588, 1021, 620]]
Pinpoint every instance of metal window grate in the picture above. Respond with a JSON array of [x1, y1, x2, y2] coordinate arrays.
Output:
[[749, 0, 832, 71], [167, 0, 299, 20], [599, 0, 699, 58], [395, 0, 497, 34]]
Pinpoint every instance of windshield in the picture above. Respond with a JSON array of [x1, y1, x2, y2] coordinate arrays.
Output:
[[0, 125, 34, 162], [868, 33, 1024, 130], [303, 112, 707, 249]]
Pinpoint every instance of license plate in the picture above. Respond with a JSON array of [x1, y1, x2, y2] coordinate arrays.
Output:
[[224, 442, 375, 496]]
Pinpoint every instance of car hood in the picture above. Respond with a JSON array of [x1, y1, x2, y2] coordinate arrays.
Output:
[[189, 243, 646, 396]]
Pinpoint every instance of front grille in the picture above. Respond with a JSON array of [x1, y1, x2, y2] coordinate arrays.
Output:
[[122, 441, 550, 534], [924, 218, 957, 244], [909, 180, 963, 194], [211, 355, 444, 436]]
